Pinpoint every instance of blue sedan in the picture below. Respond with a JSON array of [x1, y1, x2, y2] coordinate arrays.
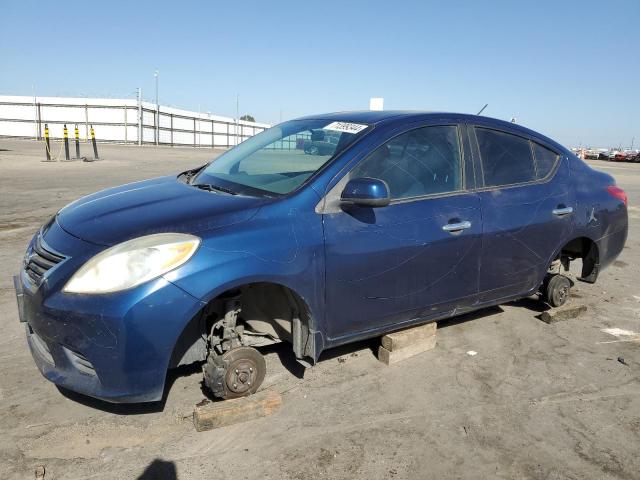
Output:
[[14, 111, 628, 402]]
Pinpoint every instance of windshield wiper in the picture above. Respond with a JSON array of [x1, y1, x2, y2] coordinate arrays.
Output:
[[192, 183, 238, 195], [182, 170, 197, 183], [180, 165, 207, 184]]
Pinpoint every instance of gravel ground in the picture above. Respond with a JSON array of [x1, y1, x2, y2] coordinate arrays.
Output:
[[0, 138, 638, 480]]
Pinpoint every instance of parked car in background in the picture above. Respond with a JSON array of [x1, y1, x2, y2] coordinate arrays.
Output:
[[584, 150, 601, 160], [603, 150, 620, 161], [14, 111, 629, 403], [303, 130, 340, 155]]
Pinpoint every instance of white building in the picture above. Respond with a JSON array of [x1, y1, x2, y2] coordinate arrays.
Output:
[[0, 95, 269, 147]]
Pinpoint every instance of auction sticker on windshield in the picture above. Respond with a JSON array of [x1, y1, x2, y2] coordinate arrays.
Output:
[[324, 122, 368, 134]]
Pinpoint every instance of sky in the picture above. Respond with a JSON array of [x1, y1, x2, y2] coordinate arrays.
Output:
[[1, 0, 638, 148]]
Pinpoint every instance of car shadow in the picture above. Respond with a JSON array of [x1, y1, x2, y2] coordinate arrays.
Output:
[[435, 305, 504, 329], [505, 296, 552, 313], [196, 339, 382, 402]]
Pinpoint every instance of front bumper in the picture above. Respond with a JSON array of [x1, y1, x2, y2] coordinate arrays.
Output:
[[15, 221, 205, 403]]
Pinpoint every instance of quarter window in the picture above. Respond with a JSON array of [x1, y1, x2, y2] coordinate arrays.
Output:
[[476, 128, 536, 187], [351, 126, 462, 200], [532, 142, 559, 179]]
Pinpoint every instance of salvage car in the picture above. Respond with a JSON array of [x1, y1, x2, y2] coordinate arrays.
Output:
[[14, 112, 628, 403]]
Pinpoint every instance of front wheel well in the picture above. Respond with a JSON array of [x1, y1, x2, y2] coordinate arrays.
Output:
[[559, 237, 599, 283], [169, 282, 316, 369]]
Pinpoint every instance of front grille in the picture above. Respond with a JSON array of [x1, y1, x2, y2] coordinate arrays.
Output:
[[25, 235, 65, 283]]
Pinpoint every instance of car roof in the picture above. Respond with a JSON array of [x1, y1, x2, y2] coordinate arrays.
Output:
[[294, 110, 424, 124], [294, 111, 566, 151]]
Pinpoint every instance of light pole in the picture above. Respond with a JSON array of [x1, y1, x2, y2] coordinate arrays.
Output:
[[137, 87, 143, 146], [236, 94, 239, 146], [154, 70, 159, 146]]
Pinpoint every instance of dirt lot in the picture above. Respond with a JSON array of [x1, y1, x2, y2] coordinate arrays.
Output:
[[1, 138, 639, 480]]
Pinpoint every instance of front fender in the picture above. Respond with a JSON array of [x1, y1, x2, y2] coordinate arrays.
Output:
[[162, 199, 326, 345]]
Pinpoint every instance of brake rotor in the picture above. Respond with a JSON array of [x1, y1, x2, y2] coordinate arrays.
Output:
[[220, 346, 266, 397]]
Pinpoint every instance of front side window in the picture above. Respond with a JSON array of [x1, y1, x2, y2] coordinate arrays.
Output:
[[194, 120, 370, 195], [350, 125, 462, 200], [476, 128, 536, 187]]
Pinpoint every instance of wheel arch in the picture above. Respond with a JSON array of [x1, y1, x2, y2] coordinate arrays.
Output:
[[557, 235, 600, 283], [169, 278, 321, 370]]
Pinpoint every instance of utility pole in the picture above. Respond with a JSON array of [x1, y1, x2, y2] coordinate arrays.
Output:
[[236, 94, 239, 146], [32, 84, 38, 140], [154, 70, 159, 146], [631, 137, 635, 150], [137, 87, 143, 146], [197, 104, 201, 147]]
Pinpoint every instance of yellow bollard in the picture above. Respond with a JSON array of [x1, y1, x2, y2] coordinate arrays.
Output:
[[90, 125, 99, 160], [44, 124, 51, 161], [63, 124, 70, 160], [74, 124, 80, 159]]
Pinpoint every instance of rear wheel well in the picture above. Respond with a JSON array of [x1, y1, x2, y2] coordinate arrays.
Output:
[[559, 237, 599, 283], [170, 282, 315, 368]]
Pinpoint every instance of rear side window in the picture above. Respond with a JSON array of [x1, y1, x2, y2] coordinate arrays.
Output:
[[476, 128, 536, 187], [532, 143, 559, 179], [351, 125, 462, 200]]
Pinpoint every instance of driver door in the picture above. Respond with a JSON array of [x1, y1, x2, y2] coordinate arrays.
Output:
[[322, 124, 482, 340]]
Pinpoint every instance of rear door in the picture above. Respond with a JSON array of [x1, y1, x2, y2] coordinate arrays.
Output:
[[322, 123, 482, 340], [470, 126, 574, 302]]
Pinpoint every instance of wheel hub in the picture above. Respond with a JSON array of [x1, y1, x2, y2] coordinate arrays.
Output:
[[225, 358, 259, 394], [203, 346, 267, 399], [557, 286, 568, 302]]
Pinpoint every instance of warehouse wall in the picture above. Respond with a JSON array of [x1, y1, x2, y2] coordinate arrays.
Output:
[[0, 95, 270, 147]]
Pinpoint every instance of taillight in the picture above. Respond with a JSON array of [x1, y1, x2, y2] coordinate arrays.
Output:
[[607, 185, 628, 206]]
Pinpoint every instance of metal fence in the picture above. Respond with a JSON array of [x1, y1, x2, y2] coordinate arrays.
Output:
[[0, 95, 270, 148]]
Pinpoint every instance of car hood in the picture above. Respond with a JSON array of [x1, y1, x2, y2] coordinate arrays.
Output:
[[56, 175, 267, 246]]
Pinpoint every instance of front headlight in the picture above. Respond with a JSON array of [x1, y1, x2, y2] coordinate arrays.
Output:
[[63, 233, 200, 294]]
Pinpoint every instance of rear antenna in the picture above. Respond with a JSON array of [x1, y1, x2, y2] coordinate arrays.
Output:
[[476, 104, 488, 116]]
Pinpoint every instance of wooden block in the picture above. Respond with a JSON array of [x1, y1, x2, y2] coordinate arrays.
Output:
[[378, 334, 437, 365], [193, 390, 282, 432], [540, 304, 587, 324], [381, 322, 436, 351]]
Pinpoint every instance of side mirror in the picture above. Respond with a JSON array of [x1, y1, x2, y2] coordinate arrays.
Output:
[[340, 177, 390, 208]]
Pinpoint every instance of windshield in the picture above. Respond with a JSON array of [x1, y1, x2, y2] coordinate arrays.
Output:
[[193, 119, 370, 196]]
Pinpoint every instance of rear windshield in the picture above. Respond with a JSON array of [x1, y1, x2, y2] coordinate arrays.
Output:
[[194, 119, 370, 196]]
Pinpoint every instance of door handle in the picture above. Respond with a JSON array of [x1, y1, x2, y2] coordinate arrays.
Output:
[[552, 206, 574, 217], [442, 221, 472, 233]]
